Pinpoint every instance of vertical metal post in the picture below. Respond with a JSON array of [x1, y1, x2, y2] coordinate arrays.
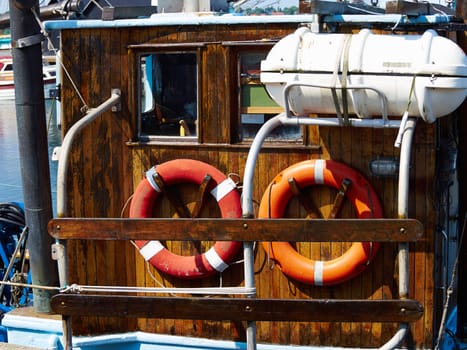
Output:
[[243, 241, 256, 350], [9, 0, 59, 312], [63, 316, 73, 350]]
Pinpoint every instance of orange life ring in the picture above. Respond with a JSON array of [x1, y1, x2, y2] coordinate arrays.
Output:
[[259, 159, 382, 286], [129, 159, 242, 279]]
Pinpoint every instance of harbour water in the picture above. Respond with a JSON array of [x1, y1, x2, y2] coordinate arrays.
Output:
[[0, 100, 60, 212]]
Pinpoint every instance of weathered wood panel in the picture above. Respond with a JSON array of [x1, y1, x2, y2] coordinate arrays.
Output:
[[57, 21, 440, 348], [49, 218, 424, 241], [52, 295, 423, 323]]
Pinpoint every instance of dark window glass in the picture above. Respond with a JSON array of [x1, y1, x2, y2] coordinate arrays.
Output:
[[140, 52, 197, 138]]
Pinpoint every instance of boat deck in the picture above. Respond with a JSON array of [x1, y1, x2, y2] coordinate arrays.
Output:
[[0, 344, 42, 349]]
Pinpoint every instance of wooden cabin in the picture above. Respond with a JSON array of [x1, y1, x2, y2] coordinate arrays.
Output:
[[43, 1, 467, 349]]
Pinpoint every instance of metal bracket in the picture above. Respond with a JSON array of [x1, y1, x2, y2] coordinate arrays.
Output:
[[49, 83, 61, 101], [51, 242, 65, 261], [111, 88, 121, 112], [11, 33, 44, 48]]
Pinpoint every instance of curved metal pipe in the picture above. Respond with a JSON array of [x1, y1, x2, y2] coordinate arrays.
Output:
[[56, 90, 121, 218], [283, 82, 389, 123], [380, 323, 410, 350], [242, 113, 286, 218], [377, 118, 417, 350], [398, 118, 417, 296]]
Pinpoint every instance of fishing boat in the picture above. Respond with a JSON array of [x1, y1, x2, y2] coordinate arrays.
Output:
[[0, 55, 56, 100], [1, 0, 467, 349]]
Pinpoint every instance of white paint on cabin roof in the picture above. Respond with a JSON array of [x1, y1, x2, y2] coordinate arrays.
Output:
[[43, 13, 318, 31], [43, 13, 454, 32]]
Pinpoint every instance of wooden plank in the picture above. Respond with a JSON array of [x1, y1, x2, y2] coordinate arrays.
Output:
[[241, 106, 284, 114], [306, 0, 385, 14], [414, 122, 436, 345], [51, 294, 423, 323], [385, 0, 430, 15], [0, 343, 44, 349], [48, 218, 424, 242]]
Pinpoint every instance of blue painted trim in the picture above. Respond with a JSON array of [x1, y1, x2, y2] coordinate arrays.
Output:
[[72, 332, 349, 350], [323, 13, 456, 24], [43, 14, 317, 31], [43, 13, 459, 32]]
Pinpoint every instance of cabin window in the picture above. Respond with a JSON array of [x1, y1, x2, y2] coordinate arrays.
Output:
[[239, 52, 301, 142], [139, 51, 198, 139]]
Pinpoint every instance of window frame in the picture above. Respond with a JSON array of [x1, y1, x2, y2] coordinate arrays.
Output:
[[129, 43, 204, 143], [223, 41, 306, 145]]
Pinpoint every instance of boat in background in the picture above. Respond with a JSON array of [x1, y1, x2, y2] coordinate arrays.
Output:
[[0, 55, 57, 100], [0, 34, 10, 55], [0, 202, 31, 313], [0, 55, 14, 99]]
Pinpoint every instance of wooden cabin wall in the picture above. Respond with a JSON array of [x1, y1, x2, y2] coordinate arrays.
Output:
[[58, 23, 438, 348]]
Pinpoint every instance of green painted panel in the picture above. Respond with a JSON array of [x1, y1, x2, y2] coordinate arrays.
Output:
[[241, 85, 279, 107]]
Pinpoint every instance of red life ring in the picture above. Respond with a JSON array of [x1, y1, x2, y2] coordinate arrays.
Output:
[[259, 159, 382, 286], [129, 159, 242, 279]]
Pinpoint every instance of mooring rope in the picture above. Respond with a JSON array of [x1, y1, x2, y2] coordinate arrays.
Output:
[[0, 280, 255, 296], [31, 7, 89, 113], [434, 212, 467, 349], [61, 284, 256, 295], [0, 280, 60, 292]]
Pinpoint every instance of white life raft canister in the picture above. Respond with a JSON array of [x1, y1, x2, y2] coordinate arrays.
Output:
[[260, 27, 467, 123]]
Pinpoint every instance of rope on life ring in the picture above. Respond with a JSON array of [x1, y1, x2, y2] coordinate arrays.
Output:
[[129, 159, 242, 279], [259, 159, 383, 286]]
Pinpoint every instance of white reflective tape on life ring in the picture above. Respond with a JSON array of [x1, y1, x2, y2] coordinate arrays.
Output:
[[145, 167, 162, 192], [204, 247, 229, 272], [314, 159, 325, 184], [139, 240, 165, 261], [314, 260, 324, 286], [210, 177, 236, 202]]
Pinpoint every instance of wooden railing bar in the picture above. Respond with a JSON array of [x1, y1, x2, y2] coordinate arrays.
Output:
[[51, 294, 424, 323], [48, 218, 424, 242]]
